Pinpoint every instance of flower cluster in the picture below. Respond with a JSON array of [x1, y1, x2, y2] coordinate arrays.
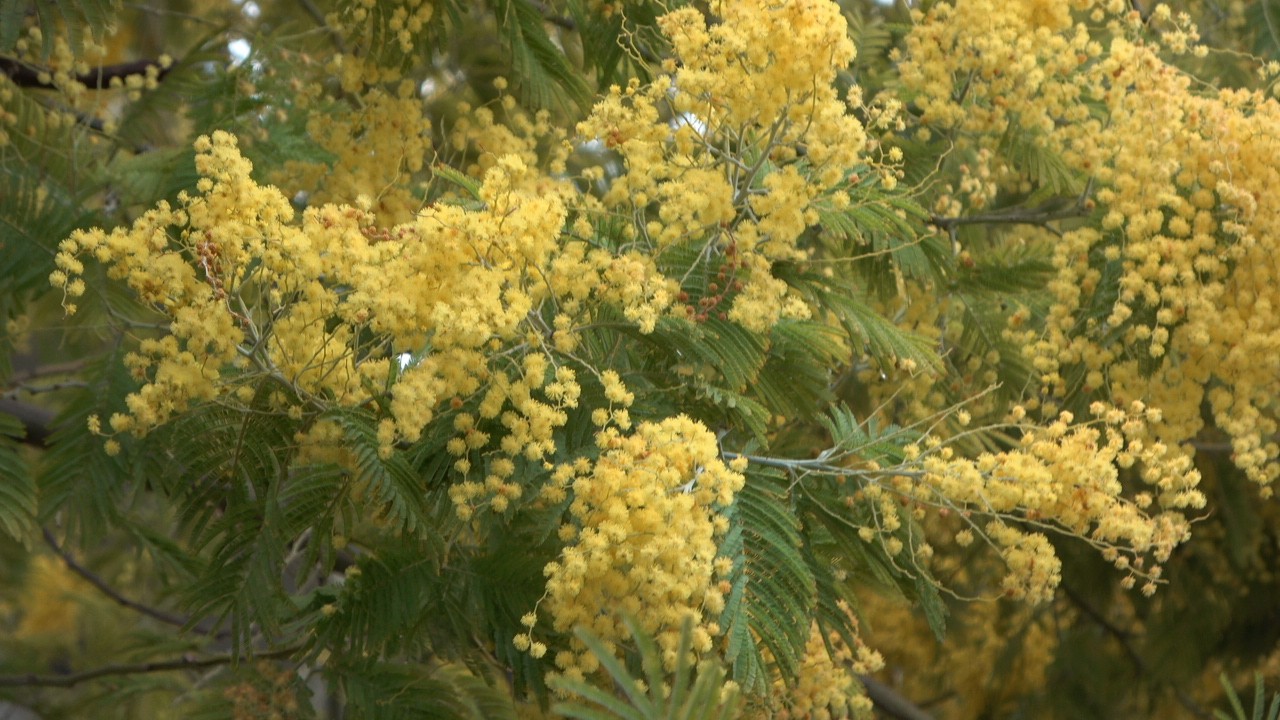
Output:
[[518, 416, 745, 684], [574, 0, 871, 334], [903, 0, 1280, 493], [866, 402, 1203, 602], [751, 606, 883, 720], [53, 133, 562, 445], [446, 84, 571, 182], [280, 86, 434, 226], [857, 588, 1057, 720], [12, 555, 86, 641], [326, 0, 435, 88]]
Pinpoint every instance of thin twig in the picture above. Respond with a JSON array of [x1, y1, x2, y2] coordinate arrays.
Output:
[[295, 0, 346, 53], [42, 527, 191, 630], [5, 360, 88, 384], [3, 381, 89, 400], [930, 201, 1090, 232], [931, 177, 1096, 236], [42, 528, 231, 638], [0, 646, 302, 689]]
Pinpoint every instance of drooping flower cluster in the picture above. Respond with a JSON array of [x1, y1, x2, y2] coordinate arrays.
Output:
[[519, 416, 745, 685], [856, 401, 1202, 603]]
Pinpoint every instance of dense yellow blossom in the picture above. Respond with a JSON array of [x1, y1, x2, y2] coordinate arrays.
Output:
[[575, 0, 870, 333], [903, 0, 1280, 492], [849, 402, 1201, 604], [281, 87, 433, 226], [52, 128, 679, 475], [524, 416, 744, 685]]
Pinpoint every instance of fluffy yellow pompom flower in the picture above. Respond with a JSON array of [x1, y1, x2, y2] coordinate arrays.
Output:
[[528, 416, 744, 684]]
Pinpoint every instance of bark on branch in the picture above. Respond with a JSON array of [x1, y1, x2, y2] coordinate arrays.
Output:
[[0, 646, 301, 689], [42, 527, 193, 631], [0, 399, 53, 447], [0, 57, 172, 89]]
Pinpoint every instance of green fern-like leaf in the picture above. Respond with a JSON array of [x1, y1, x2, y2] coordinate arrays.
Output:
[[753, 319, 844, 422], [432, 162, 484, 201], [635, 316, 769, 395], [692, 382, 770, 442], [327, 407, 433, 535], [720, 468, 814, 687], [999, 124, 1084, 199], [316, 547, 443, 658], [818, 404, 917, 467], [1216, 672, 1280, 720], [782, 270, 941, 373], [488, 0, 590, 112], [814, 182, 948, 295], [796, 466, 949, 641], [0, 0, 118, 56], [339, 660, 518, 720], [36, 352, 135, 540], [0, 411, 35, 543], [714, 514, 767, 696], [466, 519, 562, 702], [156, 397, 293, 546], [953, 246, 1056, 295], [565, 0, 665, 89], [271, 462, 354, 577], [551, 616, 741, 720]]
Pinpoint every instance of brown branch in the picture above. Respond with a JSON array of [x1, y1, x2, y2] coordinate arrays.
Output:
[[6, 360, 89, 384], [0, 57, 172, 90], [295, 0, 347, 53], [861, 674, 936, 720], [931, 179, 1097, 235], [930, 201, 1091, 232], [42, 527, 190, 630], [0, 646, 302, 689], [42, 527, 233, 639], [2, 381, 90, 401], [0, 399, 53, 447]]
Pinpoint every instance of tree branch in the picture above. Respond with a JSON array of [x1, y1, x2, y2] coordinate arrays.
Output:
[[3, 381, 89, 401], [42, 527, 190, 630], [0, 399, 53, 448], [861, 674, 936, 720], [295, 0, 347, 53], [931, 179, 1097, 235], [42, 527, 232, 639], [6, 360, 88, 384], [0, 57, 172, 90], [930, 200, 1091, 232], [0, 646, 302, 689]]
